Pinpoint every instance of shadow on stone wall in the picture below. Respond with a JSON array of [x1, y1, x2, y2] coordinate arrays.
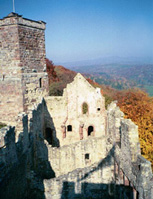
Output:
[[59, 145, 124, 199], [80, 145, 116, 182], [47, 145, 134, 199], [44, 145, 134, 199], [0, 105, 56, 199], [26, 134, 55, 199], [26, 100, 56, 198], [61, 181, 134, 199], [43, 99, 60, 147]]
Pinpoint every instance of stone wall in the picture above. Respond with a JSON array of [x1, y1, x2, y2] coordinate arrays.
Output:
[[46, 136, 106, 177], [0, 99, 153, 199], [0, 78, 24, 126], [0, 14, 24, 125], [0, 100, 54, 199], [0, 13, 48, 125], [44, 157, 114, 199], [18, 23, 46, 73], [22, 73, 48, 112], [0, 121, 29, 199], [107, 102, 153, 199]]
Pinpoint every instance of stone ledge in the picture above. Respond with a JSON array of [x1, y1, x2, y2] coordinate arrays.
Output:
[[0, 13, 46, 30]]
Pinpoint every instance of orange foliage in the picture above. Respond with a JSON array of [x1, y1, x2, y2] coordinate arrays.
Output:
[[46, 58, 59, 85], [115, 89, 153, 166]]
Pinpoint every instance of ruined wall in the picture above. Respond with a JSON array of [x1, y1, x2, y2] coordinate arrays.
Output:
[[45, 73, 106, 146], [107, 102, 153, 199], [0, 100, 54, 199], [22, 73, 48, 112], [0, 13, 48, 125], [46, 136, 106, 176], [44, 156, 114, 199], [0, 121, 29, 199], [1, 99, 153, 199]]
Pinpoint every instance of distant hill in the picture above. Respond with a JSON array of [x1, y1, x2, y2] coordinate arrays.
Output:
[[66, 63, 153, 96], [46, 58, 153, 97], [46, 59, 117, 105], [56, 56, 153, 68], [46, 59, 153, 168]]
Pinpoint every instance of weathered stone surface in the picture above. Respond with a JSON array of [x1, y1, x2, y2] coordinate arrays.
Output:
[[45, 73, 106, 146], [46, 136, 106, 176], [0, 12, 153, 199], [0, 12, 48, 126]]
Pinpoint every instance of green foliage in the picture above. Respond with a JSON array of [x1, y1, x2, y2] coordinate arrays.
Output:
[[104, 94, 113, 108], [48, 65, 76, 96], [0, 122, 6, 129], [49, 82, 64, 96]]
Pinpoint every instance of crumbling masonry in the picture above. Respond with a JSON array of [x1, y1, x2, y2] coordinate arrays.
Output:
[[0, 13, 153, 199]]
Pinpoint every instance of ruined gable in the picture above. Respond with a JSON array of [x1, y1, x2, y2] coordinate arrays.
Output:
[[44, 73, 106, 146]]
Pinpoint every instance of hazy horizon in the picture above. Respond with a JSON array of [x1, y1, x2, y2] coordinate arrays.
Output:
[[0, 0, 153, 63], [54, 55, 153, 67]]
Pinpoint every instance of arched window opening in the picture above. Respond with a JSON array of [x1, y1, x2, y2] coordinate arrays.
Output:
[[67, 125, 72, 132], [39, 78, 42, 88], [82, 102, 88, 114], [88, 126, 94, 136], [45, 127, 53, 145]]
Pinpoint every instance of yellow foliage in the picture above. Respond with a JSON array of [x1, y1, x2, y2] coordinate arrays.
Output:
[[115, 89, 153, 168]]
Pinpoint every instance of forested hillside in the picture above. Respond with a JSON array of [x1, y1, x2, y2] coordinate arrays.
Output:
[[68, 64, 153, 96], [46, 59, 76, 96]]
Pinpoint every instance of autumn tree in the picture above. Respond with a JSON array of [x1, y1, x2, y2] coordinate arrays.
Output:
[[46, 58, 59, 85], [115, 89, 153, 167]]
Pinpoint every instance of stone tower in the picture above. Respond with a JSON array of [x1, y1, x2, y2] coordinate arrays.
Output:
[[0, 13, 48, 125]]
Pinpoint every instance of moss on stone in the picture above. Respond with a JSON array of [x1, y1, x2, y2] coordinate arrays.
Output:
[[0, 122, 6, 129]]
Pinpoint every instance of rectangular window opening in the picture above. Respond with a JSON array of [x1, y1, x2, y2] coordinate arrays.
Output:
[[85, 153, 90, 160]]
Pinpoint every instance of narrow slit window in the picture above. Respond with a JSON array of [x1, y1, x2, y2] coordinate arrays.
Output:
[[2, 75, 5, 81], [39, 78, 42, 88]]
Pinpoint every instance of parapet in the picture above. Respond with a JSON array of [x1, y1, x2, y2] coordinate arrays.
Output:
[[0, 12, 46, 30]]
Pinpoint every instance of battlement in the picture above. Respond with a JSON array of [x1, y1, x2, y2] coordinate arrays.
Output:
[[0, 12, 46, 30]]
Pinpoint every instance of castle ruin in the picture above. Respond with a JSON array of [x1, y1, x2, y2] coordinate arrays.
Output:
[[0, 13, 153, 199]]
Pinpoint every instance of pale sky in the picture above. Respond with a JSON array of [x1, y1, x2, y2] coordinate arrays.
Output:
[[0, 0, 153, 63]]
